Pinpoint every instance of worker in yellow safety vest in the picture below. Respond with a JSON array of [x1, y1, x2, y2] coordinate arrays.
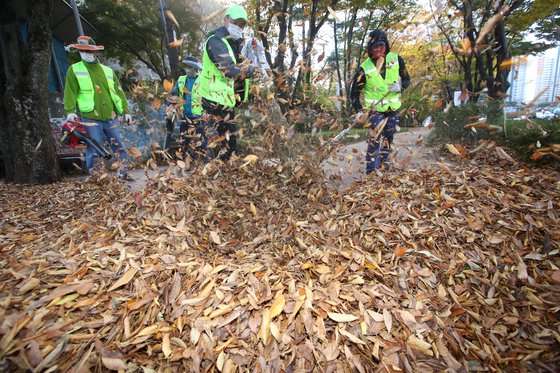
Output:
[[350, 30, 411, 174], [64, 36, 134, 181], [198, 4, 256, 161]]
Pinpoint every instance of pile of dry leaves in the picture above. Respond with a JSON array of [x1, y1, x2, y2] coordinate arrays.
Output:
[[1, 153, 559, 372]]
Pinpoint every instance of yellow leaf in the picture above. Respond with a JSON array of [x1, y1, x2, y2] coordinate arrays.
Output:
[[407, 335, 434, 356], [137, 324, 159, 337], [315, 264, 330, 274], [162, 333, 172, 357], [165, 10, 180, 28], [249, 202, 258, 217], [108, 268, 137, 291], [216, 351, 226, 372], [445, 144, 461, 156], [270, 321, 281, 341], [55, 293, 79, 305], [328, 312, 358, 323], [241, 154, 258, 167], [270, 293, 285, 320], [19, 278, 40, 294], [339, 327, 366, 345], [260, 308, 271, 344]]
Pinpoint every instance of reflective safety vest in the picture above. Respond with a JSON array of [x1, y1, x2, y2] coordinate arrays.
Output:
[[190, 76, 203, 116], [199, 35, 250, 108], [72, 61, 124, 114], [361, 52, 401, 112], [177, 75, 201, 117]]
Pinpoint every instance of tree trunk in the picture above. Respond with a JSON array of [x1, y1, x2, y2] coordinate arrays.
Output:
[[0, 0, 61, 184], [493, 21, 511, 97], [333, 18, 343, 99], [343, 9, 358, 114]]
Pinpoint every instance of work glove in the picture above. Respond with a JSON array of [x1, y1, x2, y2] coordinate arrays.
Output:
[[388, 82, 401, 93], [124, 114, 133, 125], [66, 113, 79, 123]]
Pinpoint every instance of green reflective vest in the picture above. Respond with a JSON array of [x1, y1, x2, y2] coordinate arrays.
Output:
[[191, 76, 203, 116], [177, 75, 187, 99], [361, 52, 401, 112], [72, 61, 124, 114], [199, 35, 250, 108]]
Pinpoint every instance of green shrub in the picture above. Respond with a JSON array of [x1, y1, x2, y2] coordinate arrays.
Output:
[[503, 118, 560, 161], [431, 99, 504, 144]]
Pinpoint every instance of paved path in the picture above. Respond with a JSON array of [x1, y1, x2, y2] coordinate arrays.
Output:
[[322, 127, 448, 190], [67, 127, 448, 193]]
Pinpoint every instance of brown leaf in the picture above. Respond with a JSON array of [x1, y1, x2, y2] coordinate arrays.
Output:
[[108, 268, 137, 292]]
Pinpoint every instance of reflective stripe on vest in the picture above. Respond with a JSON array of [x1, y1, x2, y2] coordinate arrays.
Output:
[[199, 35, 250, 108], [72, 61, 124, 114], [361, 52, 401, 112]]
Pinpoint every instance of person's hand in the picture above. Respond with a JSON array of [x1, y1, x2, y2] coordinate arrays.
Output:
[[124, 114, 132, 125], [388, 82, 401, 93], [356, 111, 367, 123], [66, 113, 79, 123]]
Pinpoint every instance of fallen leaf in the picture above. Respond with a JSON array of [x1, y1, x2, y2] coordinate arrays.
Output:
[[328, 312, 358, 323], [108, 268, 137, 292]]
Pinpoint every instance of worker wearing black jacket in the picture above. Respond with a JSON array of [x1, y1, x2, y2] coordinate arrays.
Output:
[[198, 5, 255, 161], [350, 30, 411, 173]]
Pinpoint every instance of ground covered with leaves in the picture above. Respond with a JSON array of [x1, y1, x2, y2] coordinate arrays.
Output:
[[1, 149, 560, 372]]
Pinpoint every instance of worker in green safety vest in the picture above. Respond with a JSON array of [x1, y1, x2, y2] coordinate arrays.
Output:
[[198, 4, 256, 161], [171, 56, 206, 161], [350, 30, 411, 174], [64, 36, 134, 181]]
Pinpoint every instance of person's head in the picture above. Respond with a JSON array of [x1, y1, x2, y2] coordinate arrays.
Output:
[[180, 56, 202, 77], [224, 5, 248, 40], [67, 36, 104, 63], [367, 29, 390, 59]]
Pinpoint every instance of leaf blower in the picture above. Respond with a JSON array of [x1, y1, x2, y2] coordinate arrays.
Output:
[[60, 120, 112, 159]]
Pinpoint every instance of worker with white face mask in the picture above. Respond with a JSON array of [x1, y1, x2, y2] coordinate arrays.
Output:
[[198, 5, 256, 162], [64, 36, 134, 181]]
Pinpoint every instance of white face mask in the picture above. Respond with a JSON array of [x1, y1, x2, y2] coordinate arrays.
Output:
[[226, 23, 244, 40], [80, 52, 97, 63]]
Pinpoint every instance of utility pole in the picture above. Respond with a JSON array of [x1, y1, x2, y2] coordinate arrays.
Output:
[[158, 0, 179, 78], [70, 0, 84, 36]]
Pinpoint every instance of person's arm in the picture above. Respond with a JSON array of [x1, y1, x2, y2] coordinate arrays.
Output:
[[207, 36, 254, 80], [350, 67, 366, 112], [398, 56, 410, 91], [172, 82, 179, 96], [113, 71, 130, 114], [63, 66, 79, 115]]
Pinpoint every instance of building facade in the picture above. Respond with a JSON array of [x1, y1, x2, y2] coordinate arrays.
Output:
[[506, 47, 560, 105]]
